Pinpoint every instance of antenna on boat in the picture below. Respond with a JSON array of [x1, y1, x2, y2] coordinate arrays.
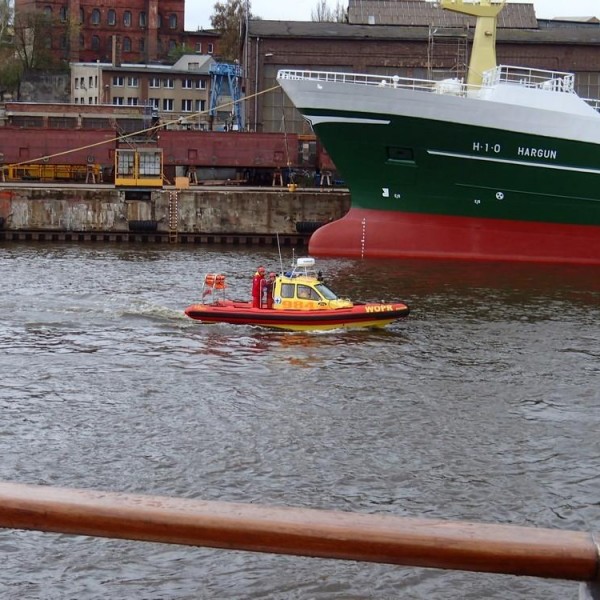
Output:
[[276, 233, 284, 274]]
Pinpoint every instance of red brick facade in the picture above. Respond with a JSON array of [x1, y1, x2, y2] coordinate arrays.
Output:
[[15, 0, 192, 63]]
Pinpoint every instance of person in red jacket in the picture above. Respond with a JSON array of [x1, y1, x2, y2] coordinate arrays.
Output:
[[252, 266, 266, 308]]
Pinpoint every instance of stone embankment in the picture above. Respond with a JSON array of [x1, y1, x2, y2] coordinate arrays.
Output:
[[0, 185, 350, 245]]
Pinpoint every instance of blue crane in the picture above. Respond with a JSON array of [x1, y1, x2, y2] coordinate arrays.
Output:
[[209, 62, 244, 130]]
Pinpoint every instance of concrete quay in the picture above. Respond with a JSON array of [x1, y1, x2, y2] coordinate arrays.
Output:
[[0, 184, 350, 246]]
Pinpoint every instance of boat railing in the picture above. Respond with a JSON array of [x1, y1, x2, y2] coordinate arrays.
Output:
[[277, 69, 466, 95], [583, 98, 600, 113], [0, 481, 599, 599], [483, 65, 575, 93]]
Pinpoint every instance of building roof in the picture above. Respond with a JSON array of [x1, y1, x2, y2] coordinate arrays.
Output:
[[248, 19, 600, 45], [172, 54, 215, 71], [71, 55, 216, 74], [550, 16, 600, 23], [347, 0, 538, 28]]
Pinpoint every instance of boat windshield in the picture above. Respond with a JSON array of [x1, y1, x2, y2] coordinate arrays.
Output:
[[315, 283, 338, 300]]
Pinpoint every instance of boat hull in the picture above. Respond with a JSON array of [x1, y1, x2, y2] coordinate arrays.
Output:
[[309, 207, 600, 264], [279, 76, 600, 264], [184, 301, 410, 332]]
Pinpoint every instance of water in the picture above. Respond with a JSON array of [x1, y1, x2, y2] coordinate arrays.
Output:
[[1, 243, 599, 599]]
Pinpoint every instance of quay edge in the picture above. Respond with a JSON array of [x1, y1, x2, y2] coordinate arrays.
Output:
[[0, 186, 350, 244]]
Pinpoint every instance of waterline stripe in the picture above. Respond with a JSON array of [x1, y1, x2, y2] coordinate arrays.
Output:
[[427, 150, 600, 175]]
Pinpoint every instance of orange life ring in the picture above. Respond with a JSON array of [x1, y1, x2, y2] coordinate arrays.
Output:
[[214, 274, 226, 289]]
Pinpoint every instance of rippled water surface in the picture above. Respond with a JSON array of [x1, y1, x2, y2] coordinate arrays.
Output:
[[1, 243, 599, 599]]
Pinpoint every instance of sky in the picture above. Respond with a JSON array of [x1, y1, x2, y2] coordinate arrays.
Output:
[[185, 1, 600, 30]]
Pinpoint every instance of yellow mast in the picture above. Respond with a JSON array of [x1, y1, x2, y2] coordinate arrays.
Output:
[[440, 0, 506, 88]]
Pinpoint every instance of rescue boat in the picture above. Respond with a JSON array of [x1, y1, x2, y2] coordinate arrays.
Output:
[[184, 258, 410, 332]]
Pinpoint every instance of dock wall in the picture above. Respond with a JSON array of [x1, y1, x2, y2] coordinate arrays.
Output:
[[0, 186, 350, 244]]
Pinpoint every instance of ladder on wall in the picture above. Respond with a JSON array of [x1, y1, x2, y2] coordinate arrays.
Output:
[[168, 191, 179, 243]]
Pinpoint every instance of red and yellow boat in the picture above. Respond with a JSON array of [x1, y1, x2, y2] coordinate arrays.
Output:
[[184, 258, 410, 332]]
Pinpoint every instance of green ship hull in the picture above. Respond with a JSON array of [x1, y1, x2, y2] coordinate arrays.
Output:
[[278, 69, 600, 263]]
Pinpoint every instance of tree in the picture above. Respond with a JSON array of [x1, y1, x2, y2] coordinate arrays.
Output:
[[168, 42, 194, 63], [0, 0, 12, 42], [211, 0, 251, 61], [0, 53, 22, 98], [12, 7, 56, 70], [311, 0, 347, 23]]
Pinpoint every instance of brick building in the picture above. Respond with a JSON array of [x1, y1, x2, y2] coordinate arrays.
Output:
[[15, 0, 219, 64], [245, 1, 600, 133], [70, 54, 215, 129]]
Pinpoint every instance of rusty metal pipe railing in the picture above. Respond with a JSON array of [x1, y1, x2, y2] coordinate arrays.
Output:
[[0, 482, 598, 586]]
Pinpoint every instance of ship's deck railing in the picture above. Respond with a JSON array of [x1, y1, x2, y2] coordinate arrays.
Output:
[[0, 481, 599, 599], [277, 69, 467, 95], [482, 65, 575, 93], [583, 98, 600, 113]]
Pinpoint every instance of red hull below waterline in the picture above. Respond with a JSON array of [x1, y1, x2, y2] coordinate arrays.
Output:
[[308, 208, 600, 265]]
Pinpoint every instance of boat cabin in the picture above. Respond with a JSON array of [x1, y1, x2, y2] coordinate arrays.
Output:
[[271, 258, 353, 311]]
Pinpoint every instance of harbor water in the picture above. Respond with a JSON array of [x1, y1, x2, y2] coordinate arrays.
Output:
[[1, 242, 599, 599]]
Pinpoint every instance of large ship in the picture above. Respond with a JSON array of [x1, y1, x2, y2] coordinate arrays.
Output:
[[277, 0, 600, 264]]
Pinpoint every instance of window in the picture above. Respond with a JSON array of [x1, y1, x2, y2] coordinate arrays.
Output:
[[297, 285, 320, 301], [195, 80, 206, 90], [91, 35, 100, 51], [207, 43, 214, 54], [123, 10, 131, 26], [195, 99, 206, 112], [139, 11, 147, 27], [168, 40, 176, 52], [386, 147, 415, 162], [79, 7, 84, 24], [43, 5, 52, 16], [281, 284, 295, 299], [127, 76, 138, 87], [139, 38, 145, 52], [113, 97, 124, 105], [149, 77, 161, 88], [127, 97, 139, 106], [149, 98, 160, 109], [88, 76, 93, 89], [181, 99, 193, 112], [188, 62, 199, 71], [74, 79, 79, 89], [195, 42, 201, 53], [168, 13, 177, 29], [79, 33, 84, 49], [112, 76, 124, 87], [163, 78, 174, 89], [108, 9, 116, 25], [182, 79, 193, 89], [137, 151, 162, 177], [123, 36, 131, 52], [59, 6, 67, 22], [162, 98, 173, 111], [91, 8, 100, 24]]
